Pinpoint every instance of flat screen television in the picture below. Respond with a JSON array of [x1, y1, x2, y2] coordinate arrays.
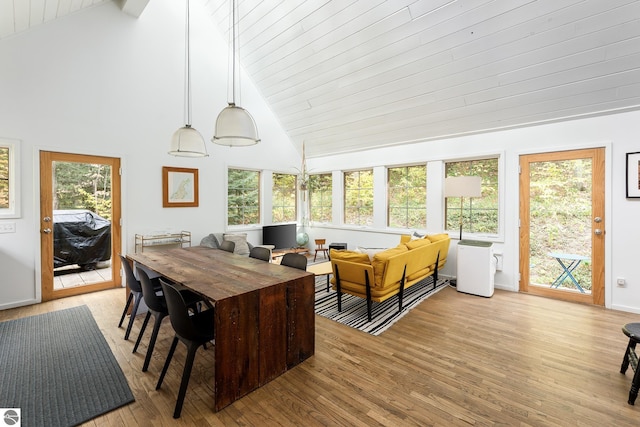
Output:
[[262, 223, 297, 249]]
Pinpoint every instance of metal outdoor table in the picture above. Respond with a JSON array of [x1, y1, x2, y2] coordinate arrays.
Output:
[[548, 252, 589, 293]]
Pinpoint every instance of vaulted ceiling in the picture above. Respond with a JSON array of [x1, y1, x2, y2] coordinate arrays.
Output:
[[2, 0, 640, 158]]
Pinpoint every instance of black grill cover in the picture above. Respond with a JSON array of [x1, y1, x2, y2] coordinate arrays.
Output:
[[53, 210, 111, 268]]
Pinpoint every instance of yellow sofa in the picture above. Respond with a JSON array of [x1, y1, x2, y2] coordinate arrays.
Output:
[[329, 233, 451, 321]]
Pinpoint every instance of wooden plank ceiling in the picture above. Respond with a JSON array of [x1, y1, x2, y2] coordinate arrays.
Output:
[[2, 0, 640, 158]]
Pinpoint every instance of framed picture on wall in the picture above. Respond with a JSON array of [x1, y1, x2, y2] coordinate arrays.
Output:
[[162, 166, 199, 207], [626, 152, 640, 198]]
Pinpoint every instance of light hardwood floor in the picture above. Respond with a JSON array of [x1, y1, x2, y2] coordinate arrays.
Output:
[[1, 286, 639, 426]]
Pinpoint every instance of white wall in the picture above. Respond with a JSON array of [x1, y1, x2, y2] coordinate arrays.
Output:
[[1, 1, 639, 314], [307, 110, 640, 313], [0, 1, 301, 309]]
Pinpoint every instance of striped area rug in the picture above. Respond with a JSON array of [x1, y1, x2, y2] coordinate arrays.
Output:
[[314, 275, 450, 335]]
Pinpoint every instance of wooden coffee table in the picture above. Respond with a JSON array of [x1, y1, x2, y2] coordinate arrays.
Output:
[[307, 261, 333, 292]]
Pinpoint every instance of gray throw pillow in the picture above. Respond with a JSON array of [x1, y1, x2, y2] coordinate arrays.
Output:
[[200, 233, 220, 249], [411, 231, 425, 240], [223, 233, 250, 256]]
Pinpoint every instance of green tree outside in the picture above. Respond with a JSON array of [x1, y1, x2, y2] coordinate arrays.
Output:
[[228, 168, 260, 225], [0, 147, 8, 209], [53, 161, 112, 219], [344, 169, 373, 226], [309, 173, 332, 223], [445, 158, 499, 234], [272, 173, 296, 223], [529, 159, 592, 291], [388, 165, 427, 228]]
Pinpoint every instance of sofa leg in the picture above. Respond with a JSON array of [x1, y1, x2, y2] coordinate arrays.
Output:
[[335, 265, 343, 312], [433, 251, 440, 284], [398, 266, 407, 313], [364, 270, 373, 322]]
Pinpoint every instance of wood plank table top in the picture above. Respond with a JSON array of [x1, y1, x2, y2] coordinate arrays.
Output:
[[128, 245, 313, 301]]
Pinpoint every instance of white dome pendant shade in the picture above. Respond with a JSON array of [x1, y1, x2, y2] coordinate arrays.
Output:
[[212, 104, 260, 146], [169, 0, 208, 157], [169, 125, 208, 157], [212, 0, 260, 147]]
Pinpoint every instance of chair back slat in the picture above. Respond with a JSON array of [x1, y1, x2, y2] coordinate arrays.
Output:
[[137, 267, 166, 313], [249, 246, 271, 261], [160, 279, 200, 341], [119, 254, 141, 293], [219, 240, 235, 253], [281, 253, 307, 270]]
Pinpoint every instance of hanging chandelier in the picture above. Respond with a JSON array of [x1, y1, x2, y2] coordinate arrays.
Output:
[[169, 0, 208, 157], [212, 0, 260, 146]]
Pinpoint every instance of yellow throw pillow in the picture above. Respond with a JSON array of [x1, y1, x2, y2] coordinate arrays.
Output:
[[426, 233, 449, 242], [405, 238, 432, 250]]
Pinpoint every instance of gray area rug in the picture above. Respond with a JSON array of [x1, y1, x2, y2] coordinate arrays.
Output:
[[315, 275, 450, 335], [0, 305, 134, 427]]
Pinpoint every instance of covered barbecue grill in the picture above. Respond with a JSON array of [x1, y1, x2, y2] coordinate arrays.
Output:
[[53, 209, 111, 269]]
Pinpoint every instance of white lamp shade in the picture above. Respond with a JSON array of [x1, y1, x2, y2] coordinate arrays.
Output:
[[169, 125, 209, 157], [212, 104, 261, 146], [444, 176, 482, 198]]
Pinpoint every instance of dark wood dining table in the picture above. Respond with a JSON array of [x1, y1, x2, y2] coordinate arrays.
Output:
[[127, 246, 315, 411]]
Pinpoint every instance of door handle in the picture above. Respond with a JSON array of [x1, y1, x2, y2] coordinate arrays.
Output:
[[43, 228, 51, 234], [594, 229, 603, 235]]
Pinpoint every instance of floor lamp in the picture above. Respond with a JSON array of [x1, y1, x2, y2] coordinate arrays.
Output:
[[445, 176, 482, 240]]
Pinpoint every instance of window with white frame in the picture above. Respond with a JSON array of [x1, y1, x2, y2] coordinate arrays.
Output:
[[272, 173, 297, 223], [227, 168, 260, 226], [309, 173, 332, 223], [344, 169, 373, 226], [445, 158, 499, 235], [387, 164, 427, 229], [0, 139, 19, 219]]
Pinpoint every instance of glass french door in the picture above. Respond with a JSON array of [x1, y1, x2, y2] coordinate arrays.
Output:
[[519, 148, 605, 305], [40, 151, 122, 301]]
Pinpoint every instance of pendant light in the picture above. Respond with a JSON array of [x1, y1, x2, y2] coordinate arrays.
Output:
[[169, 0, 208, 157], [212, 0, 260, 146]]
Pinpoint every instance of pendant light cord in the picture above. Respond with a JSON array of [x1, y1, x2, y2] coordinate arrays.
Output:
[[228, 0, 240, 106], [231, 0, 239, 105], [185, 0, 192, 126]]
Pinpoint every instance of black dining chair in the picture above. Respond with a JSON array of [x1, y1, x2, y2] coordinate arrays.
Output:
[[219, 240, 235, 253], [249, 246, 271, 261], [118, 254, 161, 340], [280, 253, 307, 270], [156, 279, 215, 419], [133, 268, 205, 372]]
